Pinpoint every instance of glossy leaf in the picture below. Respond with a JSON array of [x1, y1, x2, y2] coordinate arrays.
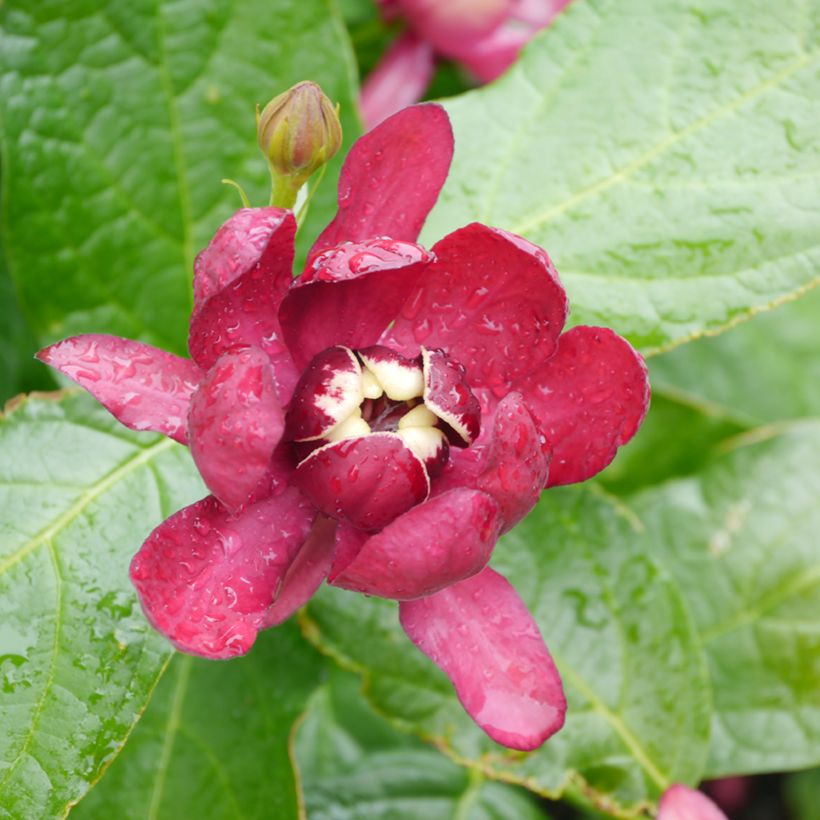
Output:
[[426, 0, 820, 353], [632, 423, 820, 777], [296, 669, 549, 820], [0, 0, 360, 354], [73, 624, 327, 820], [302, 486, 711, 814], [0, 392, 204, 817]]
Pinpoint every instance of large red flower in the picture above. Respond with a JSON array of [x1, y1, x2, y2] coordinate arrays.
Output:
[[38, 103, 649, 752]]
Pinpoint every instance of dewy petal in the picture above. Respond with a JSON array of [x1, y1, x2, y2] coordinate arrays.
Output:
[[36, 334, 201, 444], [129, 490, 315, 659], [285, 346, 363, 441], [280, 238, 432, 369], [265, 516, 338, 627], [330, 488, 500, 600], [188, 347, 284, 514], [399, 566, 566, 751], [421, 347, 481, 445], [188, 208, 298, 403], [438, 392, 549, 533], [360, 31, 435, 130], [387, 224, 568, 397], [293, 432, 429, 531], [309, 104, 453, 257], [658, 785, 729, 820], [522, 326, 650, 487]]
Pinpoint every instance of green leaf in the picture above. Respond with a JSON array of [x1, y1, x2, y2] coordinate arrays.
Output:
[[631, 423, 820, 777], [425, 0, 820, 353], [649, 287, 820, 425], [0, 0, 359, 354], [785, 768, 820, 820], [0, 391, 204, 817], [73, 623, 327, 820], [302, 486, 710, 815], [297, 669, 549, 820]]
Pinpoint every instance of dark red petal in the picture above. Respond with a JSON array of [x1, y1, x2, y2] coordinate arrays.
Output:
[[330, 488, 500, 599], [387, 224, 568, 396], [193, 207, 291, 311], [265, 516, 338, 627], [399, 567, 566, 750], [522, 326, 650, 487], [293, 432, 429, 531], [188, 347, 284, 514], [129, 490, 315, 659], [36, 334, 201, 444], [285, 346, 362, 441], [309, 104, 453, 256], [188, 209, 298, 403], [658, 785, 728, 820], [422, 347, 481, 445], [436, 392, 549, 532], [280, 238, 432, 369]]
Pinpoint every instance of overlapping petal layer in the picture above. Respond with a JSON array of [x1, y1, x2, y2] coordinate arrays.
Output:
[[400, 566, 566, 750], [330, 488, 501, 599], [188, 347, 284, 514], [36, 334, 202, 444], [130, 490, 315, 659], [521, 326, 650, 487]]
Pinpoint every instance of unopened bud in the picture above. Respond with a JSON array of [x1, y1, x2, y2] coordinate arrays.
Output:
[[257, 81, 342, 205]]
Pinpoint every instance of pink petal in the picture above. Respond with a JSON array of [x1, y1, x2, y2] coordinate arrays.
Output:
[[188, 209, 298, 403], [658, 785, 728, 820], [360, 31, 435, 130], [522, 326, 650, 487], [130, 490, 315, 659], [285, 346, 363, 442], [36, 334, 201, 444], [399, 567, 566, 750], [293, 432, 429, 531], [265, 516, 338, 627], [437, 392, 549, 532], [188, 347, 285, 514], [309, 104, 453, 257], [422, 347, 481, 445], [330, 488, 501, 599], [387, 224, 567, 398], [280, 238, 432, 369]]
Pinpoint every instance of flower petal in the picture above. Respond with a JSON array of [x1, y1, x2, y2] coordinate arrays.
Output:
[[399, 566, 566, 750], [189, 208, 298, 402], [422, 347, 481, 445], [293, 432, 429, 531], [280, 238, 432, 369], [265, 516, 338, 627], [658, 785, 728, 820], [360, 31, 435, 130], [437, 392, 549, 532], [330, 488, 500, 599], [309, 104, 453, 256], [188, 347, 285, 514], [285, 346, 363, 441], [387, 224, 567, 396], [522, 326, 650, 487], [129, 490, 315, 659], [36, 334, 201, 444]]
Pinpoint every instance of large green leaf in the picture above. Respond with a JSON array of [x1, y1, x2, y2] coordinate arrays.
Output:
[[426, 0, 820, 353], [0, 392, 204, 817], [297, 669, 549, 820], [73, 624, 327, 820], [302, 487, 710, 816], [0, 0, 359, 354], [649, 287, 820, 425], [632, 423, 820, 777]]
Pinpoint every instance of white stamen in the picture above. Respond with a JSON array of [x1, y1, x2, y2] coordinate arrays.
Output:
[[398, 404, 439, 430]]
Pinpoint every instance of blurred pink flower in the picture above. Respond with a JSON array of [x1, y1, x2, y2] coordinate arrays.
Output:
[[658, 784, 729, 820]]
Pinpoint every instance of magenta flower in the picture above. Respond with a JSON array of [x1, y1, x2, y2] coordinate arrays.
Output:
[[658, 785, 729, 820], [362, 0, 573, 128], [37, 104, 648, 751]]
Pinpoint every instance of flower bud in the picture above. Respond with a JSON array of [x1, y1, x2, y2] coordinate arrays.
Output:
[[257, 81, 342, 200]]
